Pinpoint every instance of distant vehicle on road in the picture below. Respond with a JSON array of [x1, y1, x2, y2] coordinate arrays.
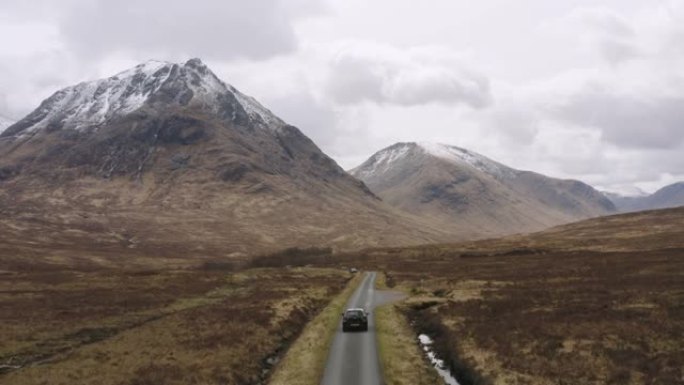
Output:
[[342, 308, 368, 332], [349, 267, 358, 273]]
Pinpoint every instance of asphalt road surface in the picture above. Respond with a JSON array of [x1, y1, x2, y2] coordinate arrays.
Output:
[[320, 272, 404, 385]]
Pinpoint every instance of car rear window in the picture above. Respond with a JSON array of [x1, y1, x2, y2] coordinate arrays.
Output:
[[346, 310, 364, 317]]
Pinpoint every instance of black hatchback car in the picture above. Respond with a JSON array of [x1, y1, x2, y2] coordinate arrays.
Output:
[[342, 308, 369, 332]]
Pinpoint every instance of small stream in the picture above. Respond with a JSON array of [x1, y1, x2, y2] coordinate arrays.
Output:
[[418, 334, 461, 385]]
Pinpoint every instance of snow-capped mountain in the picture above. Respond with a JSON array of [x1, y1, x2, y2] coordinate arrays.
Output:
[[0, 60, 455, 259], [2, 59, 283, 138], [604, 182, 684, 212], [353, 142, 517, 181], [351, 142, 616, 237]]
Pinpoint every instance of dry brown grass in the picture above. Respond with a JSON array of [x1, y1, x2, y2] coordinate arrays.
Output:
[[2, 197, 682, 385], [313, 207, 684, 385], [375, 301, 440, 385], [0, 266, 349, 385], [398, 249, 684, 385]]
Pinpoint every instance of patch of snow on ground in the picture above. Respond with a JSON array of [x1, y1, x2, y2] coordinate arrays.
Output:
[[418, 334, 433, 345], [418, 333, 461, 385]]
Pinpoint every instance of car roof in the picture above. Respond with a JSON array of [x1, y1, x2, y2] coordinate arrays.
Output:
[[345, 308, 365, 312]]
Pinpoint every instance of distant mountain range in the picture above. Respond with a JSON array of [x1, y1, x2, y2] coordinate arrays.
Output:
[[603, 183, 684, 212], [351, 142, 616, 238], [0, 58, 678, 264]]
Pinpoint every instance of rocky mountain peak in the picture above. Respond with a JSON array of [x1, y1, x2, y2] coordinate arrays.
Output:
[[1, 58, 284, 138]]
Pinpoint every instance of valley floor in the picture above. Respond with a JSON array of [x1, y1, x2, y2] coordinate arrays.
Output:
[[321, 209, 684, 385], [2, 208, 683, 385], [0, 265, 350, 385]]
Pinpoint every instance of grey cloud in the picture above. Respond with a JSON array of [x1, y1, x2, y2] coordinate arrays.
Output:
[[259, 82, 387, 172], [265, 89, 376, 167], [0, 0, 326, 118], [325, 54, 385, 105], [478, 102, 540, 146], [597, 38, 639, 65], [553, 87, 684, 149], [0, 51, 84, 118], [567, 7, 640, 64], [58, 0, 324, 61], [2, 0, 683, 193], [594, 145, 684, 192], [577, 8, 635, 38], [389, 68, 491, 108], [265, 91, 339, 148], [325, 43, 492, 108], [638, 146, 684, 177]]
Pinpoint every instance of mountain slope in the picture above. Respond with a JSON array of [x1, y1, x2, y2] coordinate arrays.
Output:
[[0, 60, 455, 265], [351, 142, 616, 238], [605, 182, 684, 212], [0, 115, 13, 134]]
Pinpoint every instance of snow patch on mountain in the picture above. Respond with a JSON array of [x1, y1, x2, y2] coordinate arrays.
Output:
[[21, 60, 174, 134], [351, 143, 413, 180], [0, 115, 14, 134], [417, 142, 516, 179], [232, 88, 284, 128], [352, 142, 519, 181], [3, 58, 284, 137]]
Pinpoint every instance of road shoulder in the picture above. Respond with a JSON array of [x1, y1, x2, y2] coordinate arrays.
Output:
[[375, 274, 441, 385]]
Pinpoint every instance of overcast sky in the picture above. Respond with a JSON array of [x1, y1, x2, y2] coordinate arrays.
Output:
[[1, 0, 683, 194]]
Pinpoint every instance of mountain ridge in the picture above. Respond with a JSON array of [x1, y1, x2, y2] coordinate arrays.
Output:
[[351, 142, 616, 238], [604, 182, 684, 212]]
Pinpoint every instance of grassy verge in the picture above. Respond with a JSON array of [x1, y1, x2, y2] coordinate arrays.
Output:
[[268, 272, 363, 385], [375, 273, 440, 385], [376, 303, 441, 385]]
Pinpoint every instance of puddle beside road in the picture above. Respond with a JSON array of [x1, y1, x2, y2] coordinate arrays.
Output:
[[418, 334, 461, 385]]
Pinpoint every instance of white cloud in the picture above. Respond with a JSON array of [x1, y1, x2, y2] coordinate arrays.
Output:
[[324, 42, 492, 108], [542, 6, 640, 66], [552, 85, 684, 149], [58, 0, 327, 61]]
